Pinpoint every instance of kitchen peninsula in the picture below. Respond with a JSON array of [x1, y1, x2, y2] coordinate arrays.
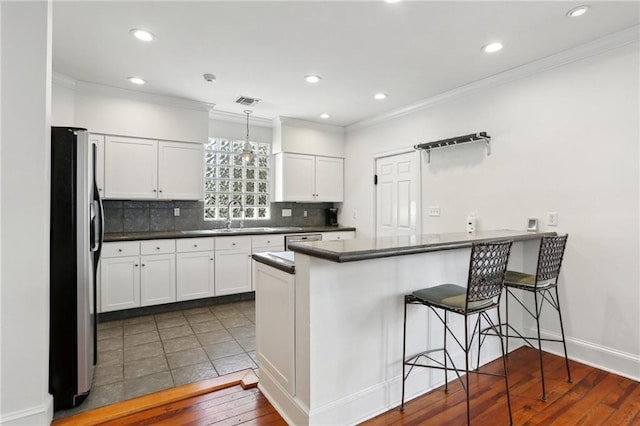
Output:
[[253, 230, 556, 426]]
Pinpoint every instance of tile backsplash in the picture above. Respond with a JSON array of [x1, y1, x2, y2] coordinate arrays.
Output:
[[103, 200, 338, 234]]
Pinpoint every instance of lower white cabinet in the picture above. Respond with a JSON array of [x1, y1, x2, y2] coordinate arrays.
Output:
[[101, 256, 141, 312], [140, 254, 175, 306], [176, 238, 215, 301], [215, 236, 252, 296], [322, 231, 355, 241], [100, 240, 176, 312]]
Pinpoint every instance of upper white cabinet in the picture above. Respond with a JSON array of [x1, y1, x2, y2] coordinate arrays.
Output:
[[158, 141, 204, 200], [105, 136, 158, 199], [104, 135, 203, 200], [274, 153, 344, 202]]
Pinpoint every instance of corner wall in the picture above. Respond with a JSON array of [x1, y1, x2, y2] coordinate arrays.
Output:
[[1, 2, 53, 424], [343, 41, 639, 379]]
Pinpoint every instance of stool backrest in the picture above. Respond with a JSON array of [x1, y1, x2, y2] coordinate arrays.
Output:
[[466, 240, 513, 308], [535, 234, 568, 284]]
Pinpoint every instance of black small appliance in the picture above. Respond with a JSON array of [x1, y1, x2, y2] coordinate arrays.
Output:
[[326, 207, 339, 226]]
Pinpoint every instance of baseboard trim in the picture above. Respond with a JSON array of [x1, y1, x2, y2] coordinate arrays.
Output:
[[257, 368, 309, 426], [50, 369, 258, 426], [0, 394, 53, 426], [524, 327, 640, 382]]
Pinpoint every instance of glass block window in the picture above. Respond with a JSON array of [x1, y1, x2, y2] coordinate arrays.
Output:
[[204, 137, 271, 221]]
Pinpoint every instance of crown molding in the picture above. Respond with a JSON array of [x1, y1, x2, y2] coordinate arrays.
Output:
[[274, 116, 345, 134], [348, 25, 640, 132], [209, 110, 273, 127], [52, 72, 77, 89], [52, 74, 216, 113]]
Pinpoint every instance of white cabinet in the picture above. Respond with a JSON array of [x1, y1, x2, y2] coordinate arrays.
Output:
[[255, 261, 296, 394], [89, 133, 105, 198], [105, 136, 158, 199], [100, 241, 141, 312], [104, 135, 203, 200], [100, 240, 176, 312], [322, 231, 355, 241], [158, 141, 204, 200], [274, 153, 344, 202], [176, 238, 215, 301], [251, 234, 285, 254], [215, 236, 252, 296], [140, 240, 176, 306]]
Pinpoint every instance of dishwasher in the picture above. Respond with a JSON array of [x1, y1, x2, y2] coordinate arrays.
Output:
[[284, 233, 322, 250]]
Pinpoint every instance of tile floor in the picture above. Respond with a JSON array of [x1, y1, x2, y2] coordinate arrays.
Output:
[[54, 300, 257, 419]]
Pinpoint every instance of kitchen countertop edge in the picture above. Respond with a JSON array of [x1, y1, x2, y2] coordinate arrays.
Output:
[[288, 230, 557, 263], [251, 253, 295, 274], [104, 226, 356, 242]]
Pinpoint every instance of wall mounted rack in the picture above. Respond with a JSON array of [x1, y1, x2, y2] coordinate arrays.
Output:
[[414, 131, 491, 163]]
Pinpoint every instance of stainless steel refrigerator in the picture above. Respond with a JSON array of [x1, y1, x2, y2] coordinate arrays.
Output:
[[49, 126, 104, 409]]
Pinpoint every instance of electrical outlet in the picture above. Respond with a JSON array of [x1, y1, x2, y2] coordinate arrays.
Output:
[[282, 208, 292, 217], [352, 210, 357, 220], [303, 210, 307, 217], [173, 207, 180, 217], [548, 211, 558, 226], [428, 206, 440, 217]]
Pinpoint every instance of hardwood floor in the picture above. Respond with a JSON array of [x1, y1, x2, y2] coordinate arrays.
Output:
[[54, 348, 639, 425]]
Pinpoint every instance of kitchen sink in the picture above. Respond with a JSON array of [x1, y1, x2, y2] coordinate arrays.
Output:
[[180, 226, 303, 235]]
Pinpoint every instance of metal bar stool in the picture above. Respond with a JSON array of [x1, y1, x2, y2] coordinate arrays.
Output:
[[480, 234, 571, 402], [401, 240, 513, 425]]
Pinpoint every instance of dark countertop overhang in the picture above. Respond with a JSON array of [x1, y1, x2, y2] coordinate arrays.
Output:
[[251, 252, 295, 274], [104, 226, 356, 242], [287, 230, 556, 263]]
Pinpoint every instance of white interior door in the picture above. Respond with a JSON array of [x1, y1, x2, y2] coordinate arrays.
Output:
[[376, 151, 421, 237]]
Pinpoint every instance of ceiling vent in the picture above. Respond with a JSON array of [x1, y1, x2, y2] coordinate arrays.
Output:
[[235, 96, 261, 106]]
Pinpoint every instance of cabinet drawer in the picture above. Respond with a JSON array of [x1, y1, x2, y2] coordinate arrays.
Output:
[[141, 239, 175, 255], [102, 241, 140, 258], [216, 236, 252, 251], [176, 237, 214, 253], [252, 235, 284, 251]]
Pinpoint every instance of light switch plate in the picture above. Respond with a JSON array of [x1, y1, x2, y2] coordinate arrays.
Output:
[[428, 206, 440, 217], [174, 208, 180, 217], [548, 211, 558, 226], [282, 208, 292, 217]]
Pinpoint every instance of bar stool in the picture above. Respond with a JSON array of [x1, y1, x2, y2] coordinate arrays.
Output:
[[401, 240, 513, 425], [485, 234, 571, 402]]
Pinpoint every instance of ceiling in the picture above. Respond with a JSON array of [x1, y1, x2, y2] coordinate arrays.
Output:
[[52, 1, 639, 127]]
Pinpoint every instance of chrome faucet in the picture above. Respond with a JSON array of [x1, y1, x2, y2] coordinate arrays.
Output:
[[226, 199, 244, 229]]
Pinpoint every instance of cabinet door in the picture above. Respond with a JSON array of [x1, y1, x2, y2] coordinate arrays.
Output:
[[176, 251, 215, 301], [280, 153, 316, 202], [140, 254, 176, 307], [89, 133, 105, 198], [215, 249, 252, 296], [100, 256, 141, 312], [158, 141, 204, 200], [105, 136, 158, 199], [315, 156, 344, 202], [322, 231, 354, 241]]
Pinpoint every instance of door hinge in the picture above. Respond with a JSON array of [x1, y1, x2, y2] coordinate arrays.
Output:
[[374, 174, 378, 185]]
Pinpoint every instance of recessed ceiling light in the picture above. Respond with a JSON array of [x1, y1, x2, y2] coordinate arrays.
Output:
[[130, 29, 154, 42], [320, 113, 330, 119], [567, 5, 589, 17], [374, 93, 387, 100], [481, 42, 503, 53], [305, 75, 321, 83], [128, 77, 145, 85]]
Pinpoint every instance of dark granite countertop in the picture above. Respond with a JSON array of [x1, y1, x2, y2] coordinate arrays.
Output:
[[104, 226, 356, 242], [288, 230, 556, 263], [252, 251, 295, 274]]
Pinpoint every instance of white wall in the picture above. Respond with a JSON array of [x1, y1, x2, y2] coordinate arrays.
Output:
[[210, 117, 272, 142], [343, 42, 640, 379], [0, 2, 53, 425], [272, 117, 344, 157], [51, 79, 75, 127]]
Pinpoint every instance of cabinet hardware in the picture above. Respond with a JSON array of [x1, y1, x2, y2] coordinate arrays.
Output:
[[153, 189, 157, 192], [156, 247, 160, 250], [134, 264, 139, 267], [194, 244, 198, 247], [141, 264, 146, 267], [232, 243, 236, 246], [159, 189, 163, 193], [118, 249, 122, 252]]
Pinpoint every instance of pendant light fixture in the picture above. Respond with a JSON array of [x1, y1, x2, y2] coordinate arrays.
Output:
[[241, 110, 254, 163]]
